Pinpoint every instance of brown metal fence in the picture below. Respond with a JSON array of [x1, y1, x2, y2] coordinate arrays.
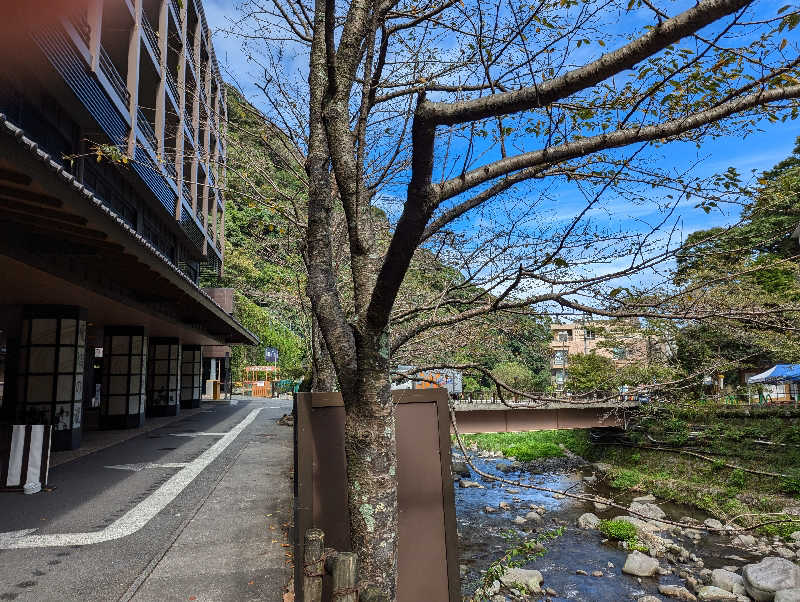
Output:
[[293, 389, 459, 602]]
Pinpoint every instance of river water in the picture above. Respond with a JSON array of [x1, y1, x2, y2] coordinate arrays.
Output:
[[454, 451, 761, 601]]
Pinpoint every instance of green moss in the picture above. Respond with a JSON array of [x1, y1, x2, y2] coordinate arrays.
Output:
[[598, 519, 648, 552], [610, 469, 642, 490]]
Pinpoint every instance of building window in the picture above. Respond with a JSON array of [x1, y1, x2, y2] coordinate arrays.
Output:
[[613, 347, 627, 360], [556, 330, 572, 342], [553, 350, 568, 366], [584, 330, 596, 340], [553, 369, 565, 385]]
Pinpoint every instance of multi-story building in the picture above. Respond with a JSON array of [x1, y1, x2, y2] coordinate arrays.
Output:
[[549, 320, 655, 388], [0, 1, 257, 451]]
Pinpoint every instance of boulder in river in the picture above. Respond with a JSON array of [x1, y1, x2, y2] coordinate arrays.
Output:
[[638, 597, 663, 602], [732, 534, 756, 548], [742, 557, 800, 601], [711, 568, 746, 595], [658, 584, 697, 601], [629, 501, 667, 521], [525, 511, 543, 523], [697, 585, 737, 601], [577, 512, 601, 529], [484, 506, 498, 513], [775, 588, 800, 602], [790, 532, 800, 542], [451, 460, 471, 477], [634, 494, 657, 503], [497, 461, 522, 473], [622, 550, 660, 577], [775, 547, 796, 560], [704, 518, 724, 530], [594, 501, 610, 511], [511, 516, 526, 525], [459, 479, 481, 488], [498, 567, 543, 593], [499, 501, 511, 510]]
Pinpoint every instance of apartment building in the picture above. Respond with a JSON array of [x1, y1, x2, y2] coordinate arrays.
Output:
[[0, 1, 257, 450], [549, 320, 654, 388]]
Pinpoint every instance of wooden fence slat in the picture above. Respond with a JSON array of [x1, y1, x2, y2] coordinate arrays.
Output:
[[331, 552, 358, 602]]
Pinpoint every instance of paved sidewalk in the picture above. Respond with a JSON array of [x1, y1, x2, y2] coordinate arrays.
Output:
[[50, 405, 210, 468], [127, 406, 294, 601]]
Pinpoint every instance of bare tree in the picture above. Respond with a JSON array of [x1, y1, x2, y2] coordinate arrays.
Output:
[[223, 0, 800, 595]]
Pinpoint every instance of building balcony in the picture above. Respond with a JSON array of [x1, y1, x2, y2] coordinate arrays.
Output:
[[141, 13, 161, 65], [99, 47, 130, 108], [137, 108, 157, 150], [69, 8, 90, 46], [165, 69, 179, 108]]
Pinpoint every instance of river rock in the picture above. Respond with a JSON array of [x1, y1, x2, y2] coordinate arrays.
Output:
[[577, 512, 601, 529], [553, 493, 565, 499], [499, 567, 543, 593], [742, 557, 800, 601], [658, 584, 697, 601], [775, 588, 800, 602], [732, 534, 757, 548], [592, 570, 603, 577], [499, 501, 511, 510], [452, 460, 471, 477], [712, 569, 746, 595], [505, 488, 520, 494], [497, 462, 522, 473], [511, 516, 526, 525], [485, 506, 498, 513], [775, 547, 796, 560], [576, 570, 588, 575], [639, 597, 663, 602], [790, 532, 800, 541], [594, 501, 610, 511], [704, 518, 724, 530], [593, 462, 613, 472], [525, 511, 543, 523], [623, 550, 660, 577], [630, 501, 668, 521], [634, 494, 657, 503], [784, 507, 800, 516], [697, 586, 737, 601], [459, 479, 480, 488]]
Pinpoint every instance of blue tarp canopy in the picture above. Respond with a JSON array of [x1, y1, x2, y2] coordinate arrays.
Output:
[[747, 364, 800, 384]]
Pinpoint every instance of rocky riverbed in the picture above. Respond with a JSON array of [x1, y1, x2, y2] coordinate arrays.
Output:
[[454, 447, 800, 601]]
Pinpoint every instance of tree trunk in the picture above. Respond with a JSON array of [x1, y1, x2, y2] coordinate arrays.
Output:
[[311, 314, 338, 392], [342, 330, 398, 598]]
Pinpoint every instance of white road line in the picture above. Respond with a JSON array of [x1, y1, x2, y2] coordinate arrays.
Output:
[[105, 463, 189, 472], [0, 408, 263, 549], [169, 432, 226, 437]]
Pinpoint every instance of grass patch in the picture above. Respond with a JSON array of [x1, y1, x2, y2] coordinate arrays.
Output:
[[459, 429, 591, 461], [598, 519, 649, 552]]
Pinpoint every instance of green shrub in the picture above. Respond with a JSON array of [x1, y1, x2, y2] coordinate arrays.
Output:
[[728, 469, 747, 490], [598, 519, 637, 541], [780, 475, 800, 496]]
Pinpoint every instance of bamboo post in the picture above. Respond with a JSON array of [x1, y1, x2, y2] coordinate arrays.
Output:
[[331, 552, 358, 602], [303, 528, 324, 602]]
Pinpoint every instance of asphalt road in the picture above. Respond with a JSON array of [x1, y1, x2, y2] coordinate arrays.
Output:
[[0, 397, 293, 601]]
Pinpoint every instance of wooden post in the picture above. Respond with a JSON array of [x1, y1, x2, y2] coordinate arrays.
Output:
[[359, 585, 389, 602], [303, 529, 324, 602], [331, 552, 358, 602]]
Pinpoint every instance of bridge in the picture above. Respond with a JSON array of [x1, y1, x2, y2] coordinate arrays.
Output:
[[451, 399, 639, 433]]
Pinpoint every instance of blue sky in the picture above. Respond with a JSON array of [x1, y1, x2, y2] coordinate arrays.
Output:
[[204, 0, 800, 241]]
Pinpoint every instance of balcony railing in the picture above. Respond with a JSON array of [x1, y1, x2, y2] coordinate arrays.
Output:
[[69, 9, 90, 45], [142, 13, 161, 63], [137, 108, 157, 150], [164, 156, 177, 180], [182, 180, 193, 205], [169, 0, 181, 20], [165, 69, 179, 104], [99, 47, 130, 107]]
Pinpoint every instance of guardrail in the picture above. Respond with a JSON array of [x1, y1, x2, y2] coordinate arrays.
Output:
[[99, 47, 130, 107], [137, 108, 157, 150], [142, 13, 161, 63]]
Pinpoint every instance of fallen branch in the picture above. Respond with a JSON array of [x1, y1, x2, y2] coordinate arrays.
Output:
[[448, 406, 800, 534]]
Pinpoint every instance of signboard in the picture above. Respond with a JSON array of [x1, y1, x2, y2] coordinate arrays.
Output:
[[264, 347, 279, 363], [391, 366, 463, 394]]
